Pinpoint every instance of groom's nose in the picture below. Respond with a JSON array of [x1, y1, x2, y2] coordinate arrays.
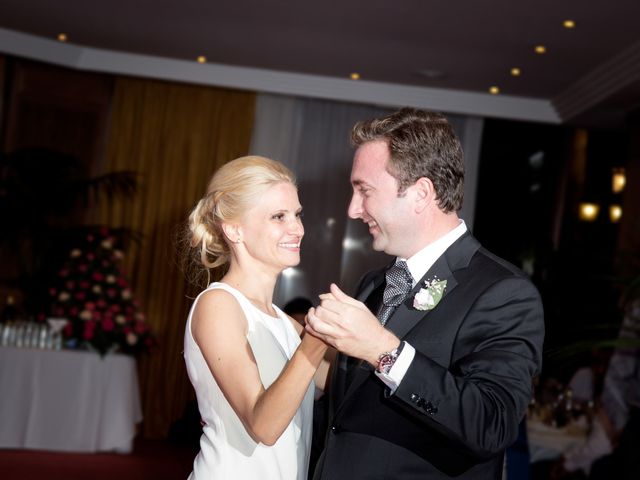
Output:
[[347, 192, 362, 219]]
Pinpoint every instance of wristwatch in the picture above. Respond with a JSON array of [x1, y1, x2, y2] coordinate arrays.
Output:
[[376, 341, 405, 375]]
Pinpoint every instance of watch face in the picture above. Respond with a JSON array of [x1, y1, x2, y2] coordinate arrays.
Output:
[[377, 352, 396, 374]]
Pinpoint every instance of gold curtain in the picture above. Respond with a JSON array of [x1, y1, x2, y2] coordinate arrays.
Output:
[[95, 77, 256, 437]]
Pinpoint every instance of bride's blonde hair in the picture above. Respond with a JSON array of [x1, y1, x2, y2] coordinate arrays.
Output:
[[186, 156, 295, 276]]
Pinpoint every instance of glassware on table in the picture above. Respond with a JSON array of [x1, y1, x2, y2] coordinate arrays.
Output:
[[47, 318, 68, 350]]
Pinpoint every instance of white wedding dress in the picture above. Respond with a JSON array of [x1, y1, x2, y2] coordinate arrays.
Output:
[[184, 282, 314, 480]]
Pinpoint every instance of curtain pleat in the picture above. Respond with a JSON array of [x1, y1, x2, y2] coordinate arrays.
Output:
[[95, 77, 255, 437]]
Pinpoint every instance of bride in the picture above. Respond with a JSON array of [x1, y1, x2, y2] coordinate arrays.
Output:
[[183, 156, 327, 479]]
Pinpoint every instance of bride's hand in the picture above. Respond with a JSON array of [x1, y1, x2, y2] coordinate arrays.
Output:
[[299, 313, 329, 361]]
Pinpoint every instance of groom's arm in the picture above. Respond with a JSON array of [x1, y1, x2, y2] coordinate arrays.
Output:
[[390, 275, 543, 460]]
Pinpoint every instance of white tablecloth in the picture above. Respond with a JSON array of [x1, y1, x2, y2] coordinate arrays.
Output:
[[527, 418, 588, 463], [0, 346, 142, 453]]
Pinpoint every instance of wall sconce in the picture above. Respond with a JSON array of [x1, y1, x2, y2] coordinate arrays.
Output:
[[612, 168, 626, 193], [579, 202, 600, 221], [609, 204, 622, 223]]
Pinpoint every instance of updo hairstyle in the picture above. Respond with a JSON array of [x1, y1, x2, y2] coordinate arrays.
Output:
[[187, 155, 295, 272]]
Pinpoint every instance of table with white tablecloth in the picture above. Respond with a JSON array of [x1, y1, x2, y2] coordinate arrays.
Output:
[[0, 346, 142, 453], [527, 417, 589, 463]]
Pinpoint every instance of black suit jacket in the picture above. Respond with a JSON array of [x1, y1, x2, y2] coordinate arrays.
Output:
[[314, 232, 544, 479]]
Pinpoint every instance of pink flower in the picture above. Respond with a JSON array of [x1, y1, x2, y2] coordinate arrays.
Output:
[[117, 277, 127, 287], [85, 302, 96, 311], [79, 281, 90, 289], [74, 291, 86, 301]]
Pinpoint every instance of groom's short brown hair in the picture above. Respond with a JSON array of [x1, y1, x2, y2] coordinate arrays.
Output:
[[351, 107, 464, 213]]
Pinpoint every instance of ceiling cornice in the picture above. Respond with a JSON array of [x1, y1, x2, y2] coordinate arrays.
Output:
[[553, 39, 640, 122], [0, 27, 561, 124]]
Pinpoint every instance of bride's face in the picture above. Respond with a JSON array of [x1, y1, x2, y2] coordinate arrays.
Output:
[[237, 182, 304, 272]]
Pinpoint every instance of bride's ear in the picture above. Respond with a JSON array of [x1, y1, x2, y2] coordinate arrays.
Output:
[[221, 223, 242, 245]]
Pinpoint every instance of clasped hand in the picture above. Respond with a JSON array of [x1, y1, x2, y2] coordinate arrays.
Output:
[[305, 283, 400, 366]]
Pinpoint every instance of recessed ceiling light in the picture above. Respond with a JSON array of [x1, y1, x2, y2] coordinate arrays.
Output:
[[563, 19, 576, 29], [510, 67, 521, 77], [489, 86, 500, 95], [534, 45, 546, 54], [57, 33, 67, 42], [350, 72, 360, 80], [197, 56, 207, 64]]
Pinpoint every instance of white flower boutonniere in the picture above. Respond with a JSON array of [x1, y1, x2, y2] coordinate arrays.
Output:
[[413, 277, 447, 311]]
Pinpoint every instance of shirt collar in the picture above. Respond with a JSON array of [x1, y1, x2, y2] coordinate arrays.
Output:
[[397, 220, 467, 287]]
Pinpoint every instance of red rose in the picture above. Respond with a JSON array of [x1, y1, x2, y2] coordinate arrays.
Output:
[[70, 307, 79, 316], [92, 272, 104, 282], [78, 264, 88, 273], [83, 321, 96, 340], [86, 253, 95, 261], [74, 291, 86, 301], [102, 318, 115, 331], [49, 288, 57, 296], [134, 322, 147, 334], [79, 281, 90, 289]]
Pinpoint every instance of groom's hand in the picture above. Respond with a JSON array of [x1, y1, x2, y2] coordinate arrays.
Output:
[[306, 283, 400, 366]]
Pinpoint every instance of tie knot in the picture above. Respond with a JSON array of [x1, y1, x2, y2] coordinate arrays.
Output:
[[383, 261, 413, 308]]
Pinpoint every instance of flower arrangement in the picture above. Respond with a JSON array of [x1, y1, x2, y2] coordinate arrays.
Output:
[[47, 227, 156, 356]]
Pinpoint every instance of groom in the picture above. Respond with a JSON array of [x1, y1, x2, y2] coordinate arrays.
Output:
[[306, 108, 544, 479]]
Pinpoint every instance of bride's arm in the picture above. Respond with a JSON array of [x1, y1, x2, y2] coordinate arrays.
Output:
[[192, 289, 326, 445]]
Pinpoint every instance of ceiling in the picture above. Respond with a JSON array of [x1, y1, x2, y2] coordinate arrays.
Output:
[[2, 0, 640, 127]]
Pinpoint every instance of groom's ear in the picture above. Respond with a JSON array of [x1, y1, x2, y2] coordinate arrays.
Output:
[[413, 177, 435, 213]]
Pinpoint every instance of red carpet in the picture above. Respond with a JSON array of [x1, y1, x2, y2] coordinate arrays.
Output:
[[0, 438, 197, 480]]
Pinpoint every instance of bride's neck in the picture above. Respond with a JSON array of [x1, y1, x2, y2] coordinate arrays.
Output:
[[222, 264, 277, 310]]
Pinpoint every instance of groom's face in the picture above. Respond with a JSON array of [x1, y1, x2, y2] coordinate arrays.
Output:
[[348, 140, 415, 257]]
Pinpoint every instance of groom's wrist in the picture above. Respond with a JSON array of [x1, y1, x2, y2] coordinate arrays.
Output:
[[376, 340, 404, 374]]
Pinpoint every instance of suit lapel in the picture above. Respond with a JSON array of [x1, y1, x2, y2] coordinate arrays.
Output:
[[384, 254, 457, 338]]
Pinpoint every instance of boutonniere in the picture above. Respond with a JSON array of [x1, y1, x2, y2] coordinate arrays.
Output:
[[413, 277, 447, 311]]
